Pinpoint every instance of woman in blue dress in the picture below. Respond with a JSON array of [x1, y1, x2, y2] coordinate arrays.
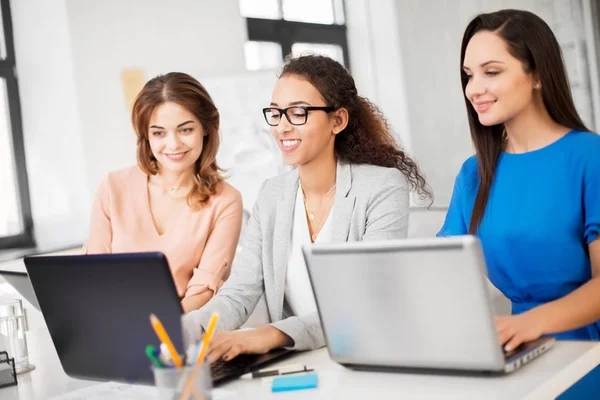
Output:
[[439, 10, 600, 398]]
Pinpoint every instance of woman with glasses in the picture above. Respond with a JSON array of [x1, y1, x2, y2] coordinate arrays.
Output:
[[184, 55, 431, 361], [85, 73, 243, 313]]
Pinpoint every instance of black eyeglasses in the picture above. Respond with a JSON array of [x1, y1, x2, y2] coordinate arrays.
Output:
[[262, 106, 335, 126]]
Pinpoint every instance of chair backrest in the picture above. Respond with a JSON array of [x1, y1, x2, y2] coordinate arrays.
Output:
[[407, 206, 447, 238]]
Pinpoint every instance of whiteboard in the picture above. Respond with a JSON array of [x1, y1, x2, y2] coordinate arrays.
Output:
[[197, 69, 287, 210]]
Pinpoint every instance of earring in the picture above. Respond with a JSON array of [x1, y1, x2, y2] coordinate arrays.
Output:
[[535, 83, 541, 89]]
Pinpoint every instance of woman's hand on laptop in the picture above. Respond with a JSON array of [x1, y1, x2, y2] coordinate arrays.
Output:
[[495, 312, 543, 352], [206, 326, 293, 363]]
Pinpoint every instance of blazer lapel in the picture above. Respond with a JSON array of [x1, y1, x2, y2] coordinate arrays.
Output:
[[272, 170, 299, 320], [331, 162, 356, 242]]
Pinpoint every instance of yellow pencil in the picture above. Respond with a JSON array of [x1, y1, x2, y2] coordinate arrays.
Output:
[[149, 313, 183, 368], [195, 313, 219, 365], [179, 313, 219, 400]]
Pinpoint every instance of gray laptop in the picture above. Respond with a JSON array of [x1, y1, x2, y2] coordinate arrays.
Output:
[[302, 235, 554, 374]]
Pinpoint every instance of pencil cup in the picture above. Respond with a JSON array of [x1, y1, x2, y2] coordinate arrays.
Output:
[[151, 363, 212, 400]]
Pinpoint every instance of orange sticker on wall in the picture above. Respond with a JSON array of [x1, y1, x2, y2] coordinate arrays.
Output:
[[121, 69, 145, 111]]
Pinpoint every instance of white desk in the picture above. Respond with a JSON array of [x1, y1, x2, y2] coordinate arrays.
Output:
[[2, 288, 600, 400]]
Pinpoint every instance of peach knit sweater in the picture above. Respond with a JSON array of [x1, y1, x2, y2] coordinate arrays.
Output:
[[84, 166, 243, 299]]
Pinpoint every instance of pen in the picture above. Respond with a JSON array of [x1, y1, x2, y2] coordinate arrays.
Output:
[[241, 365, 314, 379], [185, 343, 200, 366], [159, 343, 175, 367], [188, 341, 202, 366], [145, 344, 164, 368], [149, 313, 183, 367]]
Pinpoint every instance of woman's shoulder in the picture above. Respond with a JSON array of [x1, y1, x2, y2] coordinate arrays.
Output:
[[458, 155, 479, 174], [259, 167, 297, 193], [99, 165, 145, 193], [569, 132, 600, 174], [211, 180, 243, 206], [350, 163, 410, 189], [248, 168, 298, 211], [565, 130, 600, 154], [106, 165, 144, 181], [567, 129, 600, 142], [454, 155, 479, 190]]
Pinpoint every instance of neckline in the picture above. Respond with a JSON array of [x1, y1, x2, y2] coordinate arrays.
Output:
[[143, 170, 187, 238], [295, 185, 334, 244], [501, 129, 576, 157]]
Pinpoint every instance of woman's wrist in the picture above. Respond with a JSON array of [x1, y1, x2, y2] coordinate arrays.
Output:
[[261, 325, 293, 349], [180, 290, 213, 313], [528, 304, 553, 336]]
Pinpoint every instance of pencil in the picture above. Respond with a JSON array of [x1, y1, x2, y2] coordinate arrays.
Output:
[[195, 312, 219, 365], [149, 313, 183, 368]]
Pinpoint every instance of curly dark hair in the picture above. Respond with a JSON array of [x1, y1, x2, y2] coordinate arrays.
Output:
[[280, 55, 433, 201]]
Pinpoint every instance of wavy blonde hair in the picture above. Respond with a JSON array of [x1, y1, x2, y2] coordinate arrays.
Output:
[[132, 72, 223, 210]]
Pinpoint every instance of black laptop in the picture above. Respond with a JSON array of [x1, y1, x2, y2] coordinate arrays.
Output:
[[24, 252, 292, 385]]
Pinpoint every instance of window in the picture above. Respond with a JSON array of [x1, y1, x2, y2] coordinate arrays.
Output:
[[291, 42, 344, 66], [0, 0, 33, 249], [240, 0, 349, 70], [243, 41, 283, 71]]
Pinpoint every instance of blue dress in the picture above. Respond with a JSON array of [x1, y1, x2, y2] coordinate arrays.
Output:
[[438, 130, 600, 398]]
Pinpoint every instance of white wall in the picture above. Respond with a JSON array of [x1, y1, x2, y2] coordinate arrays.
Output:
[[11, 0, 89, 249], [65, 0, 249, 202], [345, 0, 487, 206], [484, 0, 594, 128], [345, 0, 413, 153], [392, 0, 478, 207], [9, 0, 249, 248], [10, 0, 596, 248], [389, 0, 595, 206]]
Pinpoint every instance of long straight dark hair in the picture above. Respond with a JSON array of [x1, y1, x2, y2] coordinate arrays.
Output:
[[460, 9, 589, 233]]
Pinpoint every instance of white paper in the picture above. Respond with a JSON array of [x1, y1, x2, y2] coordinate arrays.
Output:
[[49, 382, 158, 400], [49, 381, 235, 400], [212, 388, 236, 399]]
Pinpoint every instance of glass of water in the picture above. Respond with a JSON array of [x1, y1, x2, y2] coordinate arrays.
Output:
[[0, 297, 32, 373]]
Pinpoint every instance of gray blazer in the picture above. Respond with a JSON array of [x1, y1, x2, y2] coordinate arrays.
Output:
[[182, 161, 410, 350]]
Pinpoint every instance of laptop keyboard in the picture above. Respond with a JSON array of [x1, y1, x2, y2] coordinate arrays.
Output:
[[210, 354, 262, 383], [503, 347, 516, 359], [209, 349, 293, 385], [502, 338, 555, 373]]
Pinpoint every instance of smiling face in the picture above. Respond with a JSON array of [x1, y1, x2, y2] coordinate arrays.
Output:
[[268, 74, 343, 167], [463, 30, 539, 126], [147, 102, 204, 174]]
